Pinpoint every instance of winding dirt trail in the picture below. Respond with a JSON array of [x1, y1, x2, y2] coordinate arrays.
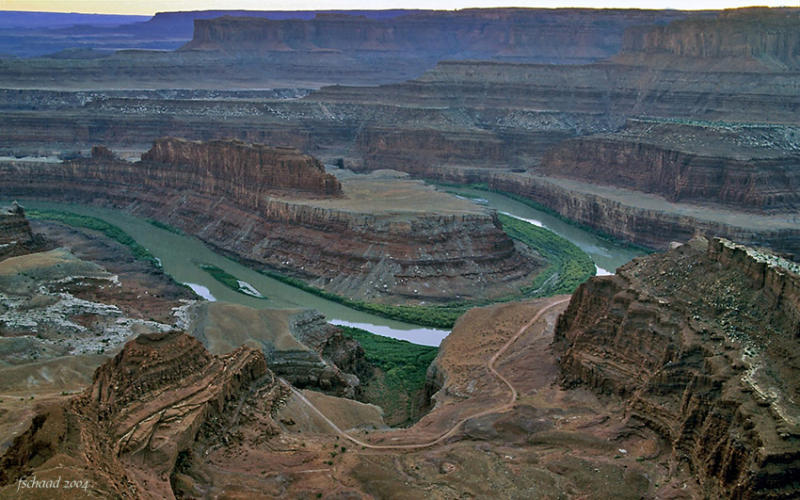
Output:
[[282, 297, 570, 451]]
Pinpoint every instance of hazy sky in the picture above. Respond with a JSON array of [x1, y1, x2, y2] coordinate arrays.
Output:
[[2, 0, 794, 16]]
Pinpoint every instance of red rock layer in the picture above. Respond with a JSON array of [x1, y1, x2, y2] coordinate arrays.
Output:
[[183, 9, 692, 64], [0, 201, 44, 259], [0, 148, 540, 303], [140, 137, 342, 197], [539, 136, 800, 211], [0, 332, 282, 499], [553, 237, 800, 498]]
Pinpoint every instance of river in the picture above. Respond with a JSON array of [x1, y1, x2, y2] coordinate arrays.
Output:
[[18, 192, 643, 347]]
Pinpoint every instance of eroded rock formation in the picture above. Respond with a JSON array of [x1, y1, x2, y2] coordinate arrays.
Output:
[[539, 121, 800, 211], [182, 9, 691, 65], [0, 202, 43, 259], [0, 331, 286, 499], [554, 237, 800, 498], [619, 7, 800, 70], [140, 137, 342, 197]]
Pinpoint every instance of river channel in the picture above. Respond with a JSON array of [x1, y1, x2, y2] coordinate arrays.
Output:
[[20, 192, 643, 346]]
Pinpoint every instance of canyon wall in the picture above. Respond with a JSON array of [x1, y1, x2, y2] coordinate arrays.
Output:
[[140, 137, 341, 197], [620, 7, 800, 70], [183, 9, 693, 65], [539, 129, 800, 211], [553, 237, 800, 498]]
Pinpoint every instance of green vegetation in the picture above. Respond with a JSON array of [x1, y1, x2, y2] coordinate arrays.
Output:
[[438, 182, 652, 253], [27, 208, 158, 265], [198, 263, 266, 299], [498, 213, 595, 296], [255, 268, 465, 328], [340, 325, 438, 418], [147, 218, 185, 235]]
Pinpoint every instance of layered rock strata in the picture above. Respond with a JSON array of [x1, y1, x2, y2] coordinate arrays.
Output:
[[539, 121, 800, 211], [183, 9, 692, 65], [0, 142, 540, 303], [619, 7, 800, 70], [0, 202, 43, 259], [140, 137, 342, 197], [0, 331, 286, 499], [187, 302, 367, 398], [554, 237, 800, 498]]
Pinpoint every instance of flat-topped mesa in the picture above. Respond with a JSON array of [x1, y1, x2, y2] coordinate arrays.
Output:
[[554, 236, 800, 498], [619, 7, 800, 70], [181, 9, 692, 64], [141, 137, 342, 198]]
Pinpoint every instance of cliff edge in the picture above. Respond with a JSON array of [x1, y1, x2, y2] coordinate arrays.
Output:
[[554, 237, 800, 498]]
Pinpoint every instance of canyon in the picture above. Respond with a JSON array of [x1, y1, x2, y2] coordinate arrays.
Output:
[[1, 9, 798, 254], [1, 6, 799, 498], [0, 141, 544, 305]]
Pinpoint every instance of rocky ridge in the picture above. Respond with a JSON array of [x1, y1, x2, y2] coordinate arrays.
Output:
[[554, 236, 800, 498], [0, 331, 285, 499]]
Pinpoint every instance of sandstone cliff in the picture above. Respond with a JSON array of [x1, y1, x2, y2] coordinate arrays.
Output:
[[619, 7, 800, 70], [182, 9, 692, 65], [554, 237, 800, 498], [539, 121, 800, 211], [140, 137, 341, 197], [0, 202, 43, 259], [0, 331, 286, 499]]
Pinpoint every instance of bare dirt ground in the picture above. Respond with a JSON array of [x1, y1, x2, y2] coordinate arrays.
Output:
[[193, 296, 700, 498]]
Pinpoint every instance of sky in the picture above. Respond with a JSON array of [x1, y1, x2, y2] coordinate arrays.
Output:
[[1, 0, 795, 16]]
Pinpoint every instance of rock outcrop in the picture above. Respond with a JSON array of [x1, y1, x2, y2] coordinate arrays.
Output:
[[0, 331, 286, 499], [553, 237, 800, 498], [182, 9, 691, 65], [619, 7, 800, 70], [140, 137, 342, 197], [538, 121, 800, 211], [0, 202, 43, 259]]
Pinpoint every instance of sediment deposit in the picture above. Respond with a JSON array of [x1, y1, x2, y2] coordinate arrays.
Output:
[[554, 237, 800, 498]]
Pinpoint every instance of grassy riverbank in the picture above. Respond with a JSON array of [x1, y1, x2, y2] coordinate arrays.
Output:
[[27, 209, 158, 264], [198, 263, 267, 299], [497, 213, 595, 296], [255, 269, 465, 328], [339, 325, 437, 424]]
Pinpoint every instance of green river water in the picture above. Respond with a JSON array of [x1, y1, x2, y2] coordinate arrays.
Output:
[[18, 191, 643, 346]]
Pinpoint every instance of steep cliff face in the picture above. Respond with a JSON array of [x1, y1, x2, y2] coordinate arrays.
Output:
[[183, 9, 692, 65], [0, 202, 42, 259], [553, 237, 800, 498], [0, 332, 286, 499], [539, 123, 800, 211], [140, 137, 342, 197], [620, 7, 800, 70]]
